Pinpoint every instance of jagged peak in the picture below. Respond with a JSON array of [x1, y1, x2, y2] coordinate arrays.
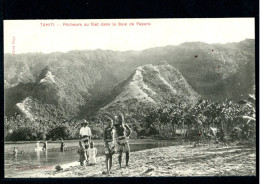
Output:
[[37, 66, 56, 84], [114, 62, 198, 103], [100, 62, 200, 123], [38, 66, 50, 79]]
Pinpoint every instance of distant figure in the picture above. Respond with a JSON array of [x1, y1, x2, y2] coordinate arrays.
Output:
[[79, 119, 92, 144], [13, 147, 18, 155], [77, 141, 87, 166], [35, 141, 43, 151], [36, 141, 40, 148], [114, 114, 132, 168], [103, 116, 116, 174], [60, 139, 65, 152], [87, 142, 97, 165], [42, 142, 47, 151]]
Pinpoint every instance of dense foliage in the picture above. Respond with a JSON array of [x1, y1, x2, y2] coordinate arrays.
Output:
[[5, 92, 255, 144], [142, 94, 255, 144], [4, 115, 103, 141]]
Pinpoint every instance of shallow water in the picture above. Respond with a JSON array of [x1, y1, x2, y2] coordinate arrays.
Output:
[[5, 141, 175, 178]]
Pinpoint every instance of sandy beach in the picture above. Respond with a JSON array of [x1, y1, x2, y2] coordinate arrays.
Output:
[[23, 143, 255, 178]]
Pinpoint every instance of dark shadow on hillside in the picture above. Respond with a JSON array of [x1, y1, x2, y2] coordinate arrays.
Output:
[[76, 71, 133, 119], [4, 82, 36, 117], [5, 81, 60, 117]]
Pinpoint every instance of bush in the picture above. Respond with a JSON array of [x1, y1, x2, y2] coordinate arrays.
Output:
[[47, 126, 72, 140], [6, 127, 38, 141], [91, 126, 103, 139], [129, 130, 138, 139]]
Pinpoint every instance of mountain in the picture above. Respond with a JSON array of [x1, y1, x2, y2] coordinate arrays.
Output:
[[4, 39, 255, 120], [5, 67, 61, 120], [99, 63, 200, 124]]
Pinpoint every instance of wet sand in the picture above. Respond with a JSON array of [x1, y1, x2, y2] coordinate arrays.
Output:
[[22, 144, 255, 177]]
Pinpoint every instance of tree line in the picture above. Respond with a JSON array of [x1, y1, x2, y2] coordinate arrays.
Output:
[[141, 95, 255, 144], [5, 94, 255, 143]]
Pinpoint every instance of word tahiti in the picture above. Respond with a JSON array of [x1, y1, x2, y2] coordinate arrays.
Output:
[[40, 23, 55, 27]]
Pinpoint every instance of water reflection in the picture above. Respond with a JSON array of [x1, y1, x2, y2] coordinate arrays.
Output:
[[45, 150, 48, 162], [13, 153, 17, 162], [36, 151, 41, 163], [28, 154, 32, 163]]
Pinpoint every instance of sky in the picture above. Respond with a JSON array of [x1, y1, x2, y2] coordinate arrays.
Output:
[[4, 18, 255, 54]]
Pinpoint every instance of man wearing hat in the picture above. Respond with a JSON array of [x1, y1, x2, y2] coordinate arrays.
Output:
[[79, 119, 92, 143]]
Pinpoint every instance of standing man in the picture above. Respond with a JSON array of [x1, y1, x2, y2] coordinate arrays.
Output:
[[79, 119, 92, 144], [60, 138, 65, 152], [114, 114, 132, 168], [103, 116, 116, 174], [42, 141, 47, 151]]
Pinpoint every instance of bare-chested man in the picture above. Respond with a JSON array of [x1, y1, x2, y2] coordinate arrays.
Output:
[[113, 114, 132, 168], [103, 117, 116, 174]]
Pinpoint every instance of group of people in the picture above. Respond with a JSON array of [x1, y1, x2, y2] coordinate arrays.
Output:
[[78, 119, 97, 166], [78, 114, 132, 175], [11, 114, 132, 175], [33, 141, 47, 152]]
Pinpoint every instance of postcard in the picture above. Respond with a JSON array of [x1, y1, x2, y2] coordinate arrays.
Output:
[[4, 18, 256, 178]]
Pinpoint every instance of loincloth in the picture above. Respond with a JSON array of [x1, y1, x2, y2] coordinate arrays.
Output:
[[116, 136, 130, 153], [104, 141, 115, 155]]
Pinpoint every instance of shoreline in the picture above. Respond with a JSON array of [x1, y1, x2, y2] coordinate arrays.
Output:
[[5, 139, 177, 154], [5, 138, 178, 144], [10, 144, 256, 178]]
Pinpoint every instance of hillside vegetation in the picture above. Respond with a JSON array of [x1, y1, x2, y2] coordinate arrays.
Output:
[[4, 40, 255, 142]]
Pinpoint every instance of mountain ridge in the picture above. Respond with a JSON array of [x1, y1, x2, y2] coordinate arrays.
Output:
[[4, 39, 255, 120], [99, 63, 200, 124]]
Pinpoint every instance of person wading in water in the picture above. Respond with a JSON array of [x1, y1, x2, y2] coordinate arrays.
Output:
[[114, 114, 132, 168], [60, 139, 65, 152], [103, 116, 116, 174]]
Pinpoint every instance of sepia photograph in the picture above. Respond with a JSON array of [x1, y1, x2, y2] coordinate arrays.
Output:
[[3, 18, 256, 178]]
